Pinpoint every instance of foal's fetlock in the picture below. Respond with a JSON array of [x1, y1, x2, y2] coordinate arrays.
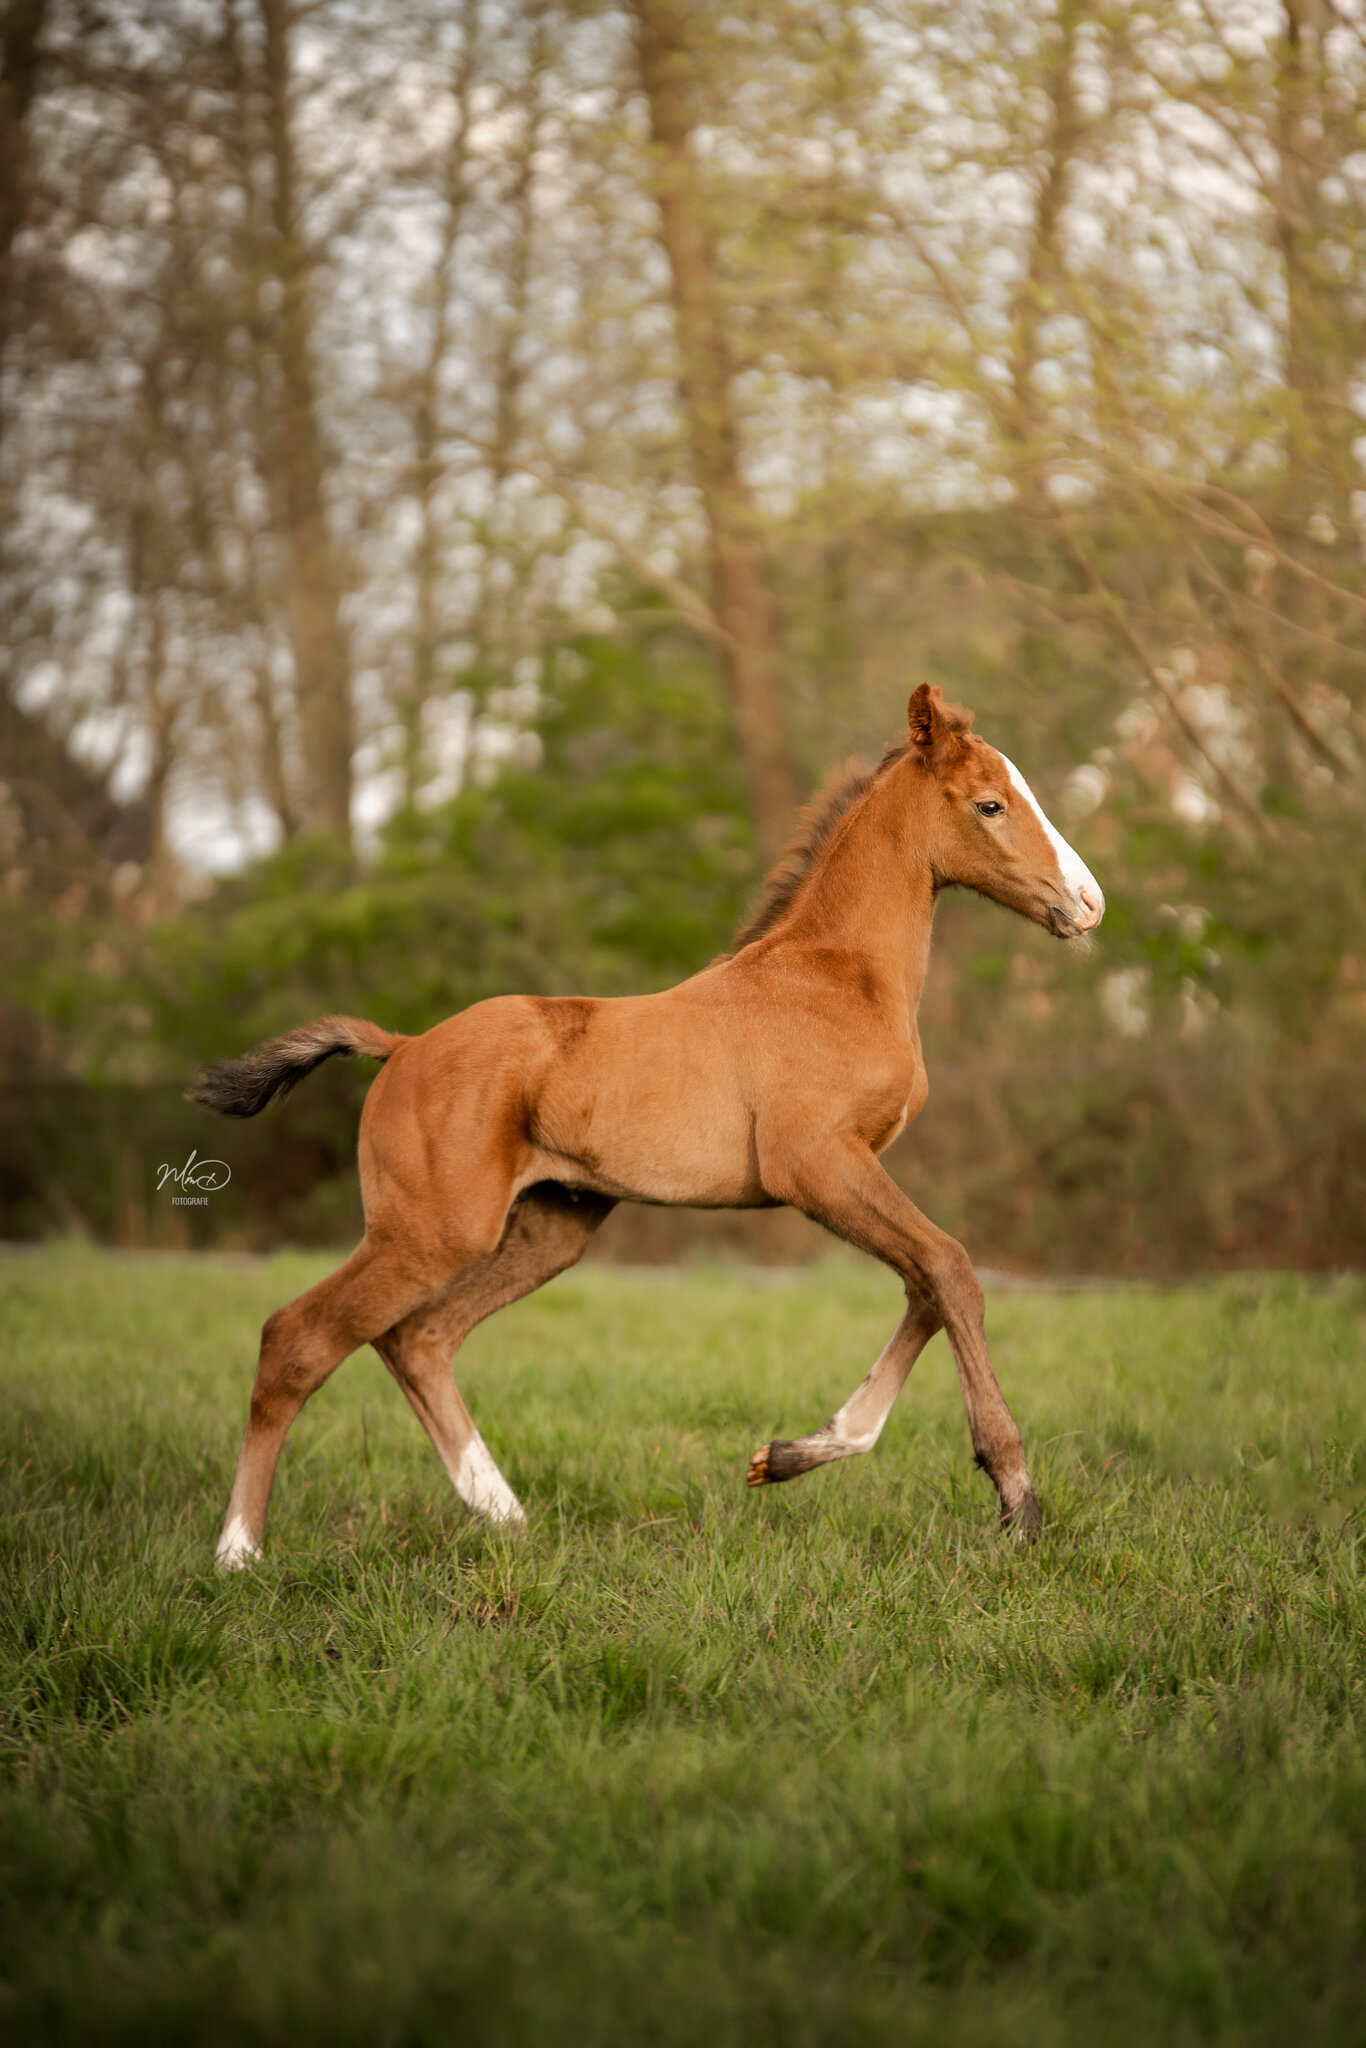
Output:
[[1000, 1486, 1043, 1541], [974, 1445, 1042, 1540], [479, 1500, 529, 1535]]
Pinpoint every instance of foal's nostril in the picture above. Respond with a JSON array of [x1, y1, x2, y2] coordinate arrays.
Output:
[[1077, 883, 1104, 927]]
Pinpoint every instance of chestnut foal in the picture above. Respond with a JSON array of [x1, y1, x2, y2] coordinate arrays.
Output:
[[194, 686, 1102, 1567]]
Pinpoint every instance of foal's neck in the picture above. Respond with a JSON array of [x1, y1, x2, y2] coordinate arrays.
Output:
[[777, 759, 936, 1011]]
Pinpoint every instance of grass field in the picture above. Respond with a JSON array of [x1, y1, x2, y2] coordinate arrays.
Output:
[[1, 1247, 1364, 2045]]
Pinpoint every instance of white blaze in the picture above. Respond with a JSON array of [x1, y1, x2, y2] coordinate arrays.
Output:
[[1000, 755, 1104, 924]]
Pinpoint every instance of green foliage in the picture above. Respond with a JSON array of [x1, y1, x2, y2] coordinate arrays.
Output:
[[145, 625, 755, 1067], [2, 1251, 1365, 2042], [1096, 806, 1366, 1053]]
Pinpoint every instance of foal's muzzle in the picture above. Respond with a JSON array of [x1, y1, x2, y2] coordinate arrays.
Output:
[[1047, 882, 1105, 938]]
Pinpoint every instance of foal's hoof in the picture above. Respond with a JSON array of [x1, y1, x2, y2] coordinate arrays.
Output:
[[747, 1440, 806, 1486], [1002, 1490, 1043, 1541], [747, 1443, 775, 1486]]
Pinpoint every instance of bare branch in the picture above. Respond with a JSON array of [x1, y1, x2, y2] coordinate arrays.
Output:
[[459, 436, 728, 648], [1057, 520, 1276, 838]]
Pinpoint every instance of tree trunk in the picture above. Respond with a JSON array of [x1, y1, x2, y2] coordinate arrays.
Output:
[[257, 0, 352, 840], [1275, 0, 1352, 534], [405, 8, 479, 806], [0, 0, 45, 368], [0, 0, 46, 579], [468, 11, 546, 690], [632, 0, 801, 860], [1005, 0, 1083, 516]]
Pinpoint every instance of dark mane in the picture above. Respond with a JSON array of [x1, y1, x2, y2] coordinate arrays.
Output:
[[728, 741, 910, 953]]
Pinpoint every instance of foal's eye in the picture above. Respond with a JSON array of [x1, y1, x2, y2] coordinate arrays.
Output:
[[975, 800, 1005, 818]]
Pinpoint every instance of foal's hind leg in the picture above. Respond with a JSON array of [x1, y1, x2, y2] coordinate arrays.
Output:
[[747, 1293, 940, 1486], [374, 1185, 615, 1532], [216, 1238, 432, 1568]]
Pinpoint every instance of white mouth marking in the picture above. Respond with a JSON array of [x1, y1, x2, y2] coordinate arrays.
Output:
[[999, 755, 1104, 922]]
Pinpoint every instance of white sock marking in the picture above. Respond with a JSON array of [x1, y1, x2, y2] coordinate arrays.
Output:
[[216, 1513, 262, 1570], [826, 1397, 885, 1459], [454, 1431, 527, 1528], [819, 1325, 917, 1461]]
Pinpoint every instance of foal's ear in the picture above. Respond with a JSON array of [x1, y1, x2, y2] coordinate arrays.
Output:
[[908, 682, 959, 756]]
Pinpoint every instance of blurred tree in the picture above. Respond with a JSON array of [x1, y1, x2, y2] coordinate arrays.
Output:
[[139, 609, 755, 1070], [246, 0, 353, 837], [632, 0, 802, 857], [0, 0, 47, 406], [2, 0, 1363, 1078], [394, 0, 480, 810]]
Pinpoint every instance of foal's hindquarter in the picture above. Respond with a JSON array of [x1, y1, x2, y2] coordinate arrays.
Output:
[[214, 697, 1102, 1564]]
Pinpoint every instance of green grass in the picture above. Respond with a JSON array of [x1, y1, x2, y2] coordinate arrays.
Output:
[[1, 1248, 1364, 2046]]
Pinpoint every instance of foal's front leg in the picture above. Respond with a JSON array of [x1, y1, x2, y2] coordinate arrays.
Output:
[[759, 1132, 1041, 1535], [747, 1294, 939, 1485]]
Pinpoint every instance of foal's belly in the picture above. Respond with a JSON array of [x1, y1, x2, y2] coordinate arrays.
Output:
[[526, 998, 763, 1208], [527, 1121, 765, 1209], [531, 1149, 773, 1210]]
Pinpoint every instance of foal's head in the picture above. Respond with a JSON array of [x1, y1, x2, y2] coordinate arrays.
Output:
[[907, 683, 1104, 938]]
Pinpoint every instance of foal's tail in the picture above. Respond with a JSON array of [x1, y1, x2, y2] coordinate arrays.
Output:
[[186, 1016, 408, 1119]]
